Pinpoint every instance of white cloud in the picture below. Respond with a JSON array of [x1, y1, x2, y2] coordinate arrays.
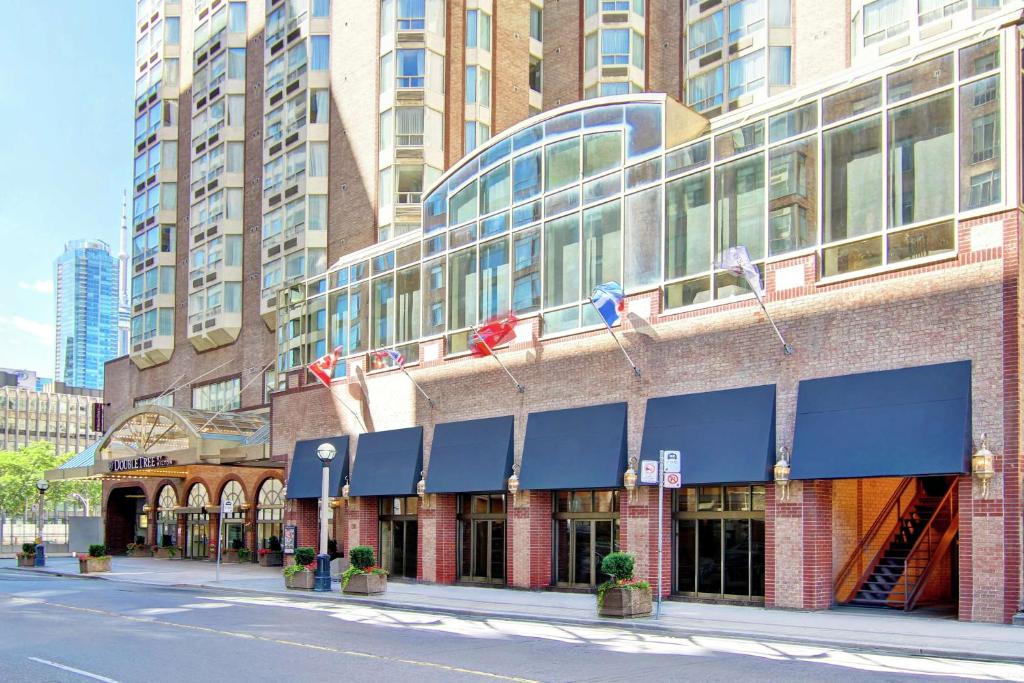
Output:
[[0, 315, 54, 346], [18, 280, 54, 294]]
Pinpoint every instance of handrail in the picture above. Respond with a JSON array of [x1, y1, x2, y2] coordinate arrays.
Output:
[[904, 480, 958, 611], [834, 477, 914, 602]]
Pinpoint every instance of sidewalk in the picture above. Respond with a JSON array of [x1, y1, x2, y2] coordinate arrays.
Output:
[[4, 556, 1024, 663]]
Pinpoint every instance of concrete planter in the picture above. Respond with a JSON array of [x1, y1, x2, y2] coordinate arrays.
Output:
[[153, 547, 179, 559], [598, 586, 652, 618], [222, 549, 241, 564], [79, 557, 112, 574], [343, 572, 387, 595], [16, 554, 35, 567], [127, 546, 153, 557], [259, 551, 284, 567], [285, 569, 316, 590]]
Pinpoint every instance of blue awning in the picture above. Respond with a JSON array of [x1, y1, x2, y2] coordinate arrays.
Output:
[[349, 427, 424, 497], [791, 361, 972, 480], [425, 416, 514, 494], [519, 402, 628, 491], [286, 436, 350, 499], [640, 385, 776, 485]]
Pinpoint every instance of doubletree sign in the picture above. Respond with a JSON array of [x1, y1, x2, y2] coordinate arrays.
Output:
[[108, 456, 175, 473]]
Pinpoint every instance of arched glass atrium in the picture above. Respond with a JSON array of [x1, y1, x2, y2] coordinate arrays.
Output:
[[274, 32, 1008, 384]]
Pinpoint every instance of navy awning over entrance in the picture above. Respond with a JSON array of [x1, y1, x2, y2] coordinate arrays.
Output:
[[519, 402, 628, 491], [640, 385, 776, 484], [791, 361, 972, 480], [425, 416, 514, 494], [349, 426, 424, 497], [286, 436, 350, 499]]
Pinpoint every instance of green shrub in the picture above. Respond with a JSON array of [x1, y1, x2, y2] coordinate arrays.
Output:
[[283, 563, 306, 578], [349, 545, 375, 570], [268, 535, 282, 552], [161, 534, 173, 548], [88, 544, 107, 558], [21, 542, 36, 555], [600, 552, 634, 582], [231, 538, 244, 551], [293, 546, 316, 566]]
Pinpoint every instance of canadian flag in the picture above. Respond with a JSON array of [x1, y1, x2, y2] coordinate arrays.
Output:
[[471, 314, 518, 357], [308, 346, 343, 387]]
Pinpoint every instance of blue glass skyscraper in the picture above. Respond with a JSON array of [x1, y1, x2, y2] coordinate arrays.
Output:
[[54, 239, 119, 390]]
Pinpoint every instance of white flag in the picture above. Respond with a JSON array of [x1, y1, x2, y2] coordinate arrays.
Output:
[[717, 245, 764, 297]]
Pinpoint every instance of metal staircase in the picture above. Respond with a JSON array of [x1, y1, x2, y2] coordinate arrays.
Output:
[[834, 478, 958, 611]]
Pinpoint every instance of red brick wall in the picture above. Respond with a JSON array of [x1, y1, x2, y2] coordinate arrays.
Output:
[[621, 485, 671, 597], [509, 492, 552, 588]]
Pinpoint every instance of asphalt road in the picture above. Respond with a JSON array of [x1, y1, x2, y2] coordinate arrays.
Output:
[[0, 572, 1020, 683]]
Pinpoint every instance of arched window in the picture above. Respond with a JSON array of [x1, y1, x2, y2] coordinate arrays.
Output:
[[220, 480, 246, 521], [256, 478, 284, 550], [156, 485, 178, 548], [185, 483, 210, 558], [187, 483, 210, 508]]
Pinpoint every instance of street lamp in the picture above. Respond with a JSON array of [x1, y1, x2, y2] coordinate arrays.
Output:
[[35, 480, 49, 567], [314, 442, 336, 592]]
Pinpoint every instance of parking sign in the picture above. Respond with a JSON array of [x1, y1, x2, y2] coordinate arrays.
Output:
[[640, 460, 659, 484], [663, 472, 681, 488]]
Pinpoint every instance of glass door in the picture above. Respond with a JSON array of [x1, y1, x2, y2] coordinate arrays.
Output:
[[458, 494, 506, 584], [187, 518, 209, 559], [552, 490, 619, 589], [379, 497, 418, 579]]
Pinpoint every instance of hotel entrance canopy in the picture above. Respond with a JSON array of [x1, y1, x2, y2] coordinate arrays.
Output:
[[45, 405, 274, 481]]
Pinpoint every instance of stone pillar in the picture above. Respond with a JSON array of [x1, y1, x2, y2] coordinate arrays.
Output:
[[770, 480, 832, 610], [508, 491, 552, 589]]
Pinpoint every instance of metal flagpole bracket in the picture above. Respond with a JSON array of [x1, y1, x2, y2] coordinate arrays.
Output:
[[588, 292, 641, 377], [401, 367, 435, 408], [472, 329, 525, 393], [751, 287, 793, 356]]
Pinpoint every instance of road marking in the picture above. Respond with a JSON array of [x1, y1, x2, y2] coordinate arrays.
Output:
[[28, 601, 536, 682], [28, 657, 121, 683]]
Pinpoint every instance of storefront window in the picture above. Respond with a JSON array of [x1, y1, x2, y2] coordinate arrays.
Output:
[[553, 490, 620, 589], [458, 494, 506, 584], [675, 485, 765, 601]]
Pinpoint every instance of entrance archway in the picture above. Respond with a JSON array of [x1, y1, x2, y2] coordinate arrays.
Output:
[[106, 486, 147, 554]]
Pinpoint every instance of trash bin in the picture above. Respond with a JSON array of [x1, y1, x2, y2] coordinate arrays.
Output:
[[34, 543, 45, 567]]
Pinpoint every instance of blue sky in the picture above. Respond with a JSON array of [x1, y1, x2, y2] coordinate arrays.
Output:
[[0, 2, 134, 377]]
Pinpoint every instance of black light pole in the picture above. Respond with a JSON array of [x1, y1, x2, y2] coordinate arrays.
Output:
[[35, 480, 49, 567], [314, 442, 336, 591]]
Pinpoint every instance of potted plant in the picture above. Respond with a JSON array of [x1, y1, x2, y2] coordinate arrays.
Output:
[[223, 538, 244, 563], [342, 545, 387, 595], [258, 536, 283, 567], [237, 547, 252, 563], [283, 547, 316, 589], [126, 542, 153, 557], [79, 544, 112, 574], [596, 552, 651, 618], [16, 542, 36, 568]]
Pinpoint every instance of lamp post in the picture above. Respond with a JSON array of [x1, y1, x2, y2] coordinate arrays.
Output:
[[314, 442, 336, 592], [35, 480, 49, 567]]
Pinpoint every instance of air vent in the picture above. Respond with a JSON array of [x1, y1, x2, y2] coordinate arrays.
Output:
[[270, 40, 284, 55], [207, 226, 218, 237], [286, 27, 302, 43], [197, 52, 208, 66], [206, 272, 217, 282], [269, 142, 283, 156], [285, 132, 299, 146], [133, 343, 142, 352], [146, 216, 156, 226], [269, 91, 284, 107], [210, 42, 222, 56], [196, 96, 207, 110], [269, 194, 282, 206], [133, 304, 143, 313], [602, 11, 628, 22], [395, 89, 425, 104], [397, 30, 425, 44], [192, 277, 204, 288], [267, 245, 281, 257], [208, 132, 220, 146], [192, 323, 203, 333], [194, 233, 204, 244], [144, 341, 153, 349], [208, 179, 219, 191], [134, 263, 144, 273], [205, 318, 217, 328], [145, 257, 155, 267], [601, 66, 628, 78], [196, 141, 207, 154], [395, 147, 423, 161], [266, 298, 276, 309], [194, 187, 206, 200], [699, 0, 721, 11], [284, 237, 298, 250], [285, 80, 300, 95], [209, 86, 220, 100], [136, 181, 146, 193], [284, 185, 299, 198], [147, 133, 157, 145], [699, 50, 722, 67]]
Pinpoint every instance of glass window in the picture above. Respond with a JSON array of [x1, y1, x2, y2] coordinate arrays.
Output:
[[310, 89, 329, 124], [600, 82, 630, 97], [769, 137, 817, 255], [349, 281, 368, 353], [585, 33, 598, 71], [689, 12, 723, 60], [421, 258, 445, 336], [768, 46, 791, 86], [530, 5, 543, 41], [398, 0, 425, 29], [395, 107, 424, 146], [959, 37, 998, 79], [165, 17, 180, 45], [380, 51, 393, 94], [822, 79, 881, 125], [769, 0, 791, 26], [310, 36, 330, 70], [583, 131, 622, 178], [715, 153, 765, 260], [451, 181, 478, 225], [529, 55, 543, 92], [372, 275, 395, 348], [397, 49, 425, 87], [886, 53, 953, 103], [544, 213, 580, 308], [960, 75, 1000, 210], [728, 49, 765, 101], [863, 0, 909, 46], [728, 0, 765, 43], [768, 103, 816, 142], [513, 149, 542, 202], [663, 174, 712, 280], [395, 265, 421, 343], [545, 137, 581, 192], [448, 247, 478, 330], [582, 200, 621, 300], [600, 29, 629, 65], [687, 67, 724, 112], [824, 115, 882, 242], [481, 162, 511, 215], [624, 186, 662, 289], [229, 2, 246, 32], [888, 91, 954, 227], [512, 227, 541, 313], [312, 0, 330, 17], [466, 65, 477, 103], [479, 238, 510, 321]]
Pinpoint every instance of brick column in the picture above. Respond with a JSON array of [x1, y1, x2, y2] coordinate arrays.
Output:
[[419, 494, 457, 584], [244, 507, 257, 559], [145, 512, 157, 546], [290, 498, 319, 552], [208, 512, 220, 559], [621, 486, 671, 597], [508, 491, 552, 589], [770, 480, 832, 609], [346, 497, 380, 561]]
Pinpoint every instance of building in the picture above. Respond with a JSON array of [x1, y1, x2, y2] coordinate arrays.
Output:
[[1, 382, 102, 456], [54, 239, 120, 391], [76, 0, 1024, 624], [118, 194, 132, 358]]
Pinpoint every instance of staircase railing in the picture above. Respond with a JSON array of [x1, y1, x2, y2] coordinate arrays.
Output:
[[833, 477, 916, 604], [904, 480, 958, 611]]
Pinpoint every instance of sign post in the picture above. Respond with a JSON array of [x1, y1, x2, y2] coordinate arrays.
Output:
[[655, 450, 681, 619], [216, 498, 233, 582]]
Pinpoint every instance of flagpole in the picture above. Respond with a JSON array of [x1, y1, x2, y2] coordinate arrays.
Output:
[[750, 286, 793, 355], [588, 299, 641, 377], [401, 367, 435, 408], [472, 330, 524, 393]]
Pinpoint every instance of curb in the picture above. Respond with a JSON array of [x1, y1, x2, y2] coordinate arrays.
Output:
[[6, 566, 1024, 665]]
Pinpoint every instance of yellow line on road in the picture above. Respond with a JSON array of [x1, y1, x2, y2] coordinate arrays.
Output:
[[33, 601, 538, 682]]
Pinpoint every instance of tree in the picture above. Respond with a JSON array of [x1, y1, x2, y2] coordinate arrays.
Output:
[[0, 442, 101, 520]]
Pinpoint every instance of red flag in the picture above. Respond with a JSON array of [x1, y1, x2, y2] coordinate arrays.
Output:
[[471, 314, 518, 357], [308, 346, 343, 387]]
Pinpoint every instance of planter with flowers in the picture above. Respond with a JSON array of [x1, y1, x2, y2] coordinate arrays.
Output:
[[79, 545, 112, 574], [341, 545, 387, 595], [223, 538, 246, 563], [283, 547, 316, 589], [258, 536, 283, 566], [154, 544, 179, 559], [596, 552, 651, 618], [16, 542, 36, 567], [126, 543, 153, 557]]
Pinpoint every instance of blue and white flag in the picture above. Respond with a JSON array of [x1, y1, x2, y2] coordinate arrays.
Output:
[[591, 281, 625, 328], [717, 245, 764, 297]]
